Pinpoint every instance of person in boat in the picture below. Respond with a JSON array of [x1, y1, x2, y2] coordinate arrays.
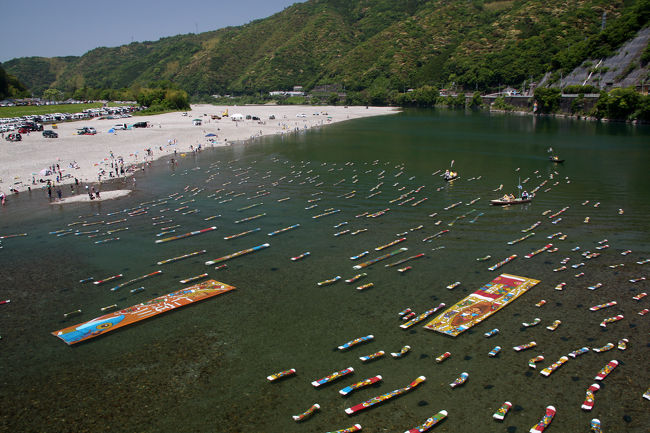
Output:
[[508, 194, 515, 201], [521, 191, 528, 200]]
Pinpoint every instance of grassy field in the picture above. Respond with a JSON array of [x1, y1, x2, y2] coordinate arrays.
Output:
[[0, 102, 135, 118]]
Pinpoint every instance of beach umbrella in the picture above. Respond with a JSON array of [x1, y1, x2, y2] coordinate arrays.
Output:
[[38, 169, 50, 176]]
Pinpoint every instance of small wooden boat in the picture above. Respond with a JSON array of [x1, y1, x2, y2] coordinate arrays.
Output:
[[590, 418, 602, 433], [546, 320, 561, 331], [549, 156, 564, 163], [350, 251, 369, 260], [617, 338, 628, 350], [405, 410, 448, 432], [93, 274, 123, 285], [346, 273, 367, 283], [490, 197, 532, 206], [157, 249, 206, 265], [205, 243, 270, 265], [180, 273, 208, 284], [488, 254, 516, 271], [484, 328, 499, 338], [356, 282, 374, 291], [110, 270, 163, 291], [435, 352, 451, 363], [522, 318, 541, 327]]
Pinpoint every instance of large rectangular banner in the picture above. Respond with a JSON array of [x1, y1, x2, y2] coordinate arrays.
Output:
[[52, 279, 235, 345], [423, 274, 539, 337]]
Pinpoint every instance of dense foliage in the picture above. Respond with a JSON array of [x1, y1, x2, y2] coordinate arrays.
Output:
[[4, 0, 648, 102], [0, 64, 29, 99]]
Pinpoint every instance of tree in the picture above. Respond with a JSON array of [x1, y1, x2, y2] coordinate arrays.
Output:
[[534, 88, 561, 114], [43, 88, 63, 102]]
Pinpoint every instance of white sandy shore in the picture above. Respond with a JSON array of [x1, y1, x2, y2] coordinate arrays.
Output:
[[0, 104, 398, 201]]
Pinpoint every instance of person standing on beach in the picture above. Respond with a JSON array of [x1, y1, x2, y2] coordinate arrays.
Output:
[[47, 184, 52, 200], [56, 188, 62, 201]]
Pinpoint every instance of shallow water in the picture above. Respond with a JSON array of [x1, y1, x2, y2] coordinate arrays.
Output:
[[0, 109, 649, 433]]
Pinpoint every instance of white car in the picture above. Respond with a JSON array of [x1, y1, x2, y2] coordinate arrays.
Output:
[[296, 113, 307, 118], [113, 123, 127, 130]]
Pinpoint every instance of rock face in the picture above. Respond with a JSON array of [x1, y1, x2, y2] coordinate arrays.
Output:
[[559, 27, 650, 90]]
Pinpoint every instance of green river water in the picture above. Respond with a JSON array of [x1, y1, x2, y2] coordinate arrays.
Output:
[[0, 109, 648, 433]]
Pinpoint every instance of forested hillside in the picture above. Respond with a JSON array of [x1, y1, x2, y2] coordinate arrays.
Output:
[[3, 0, 649, 100]]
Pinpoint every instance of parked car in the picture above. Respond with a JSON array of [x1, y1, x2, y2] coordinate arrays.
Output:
[[6, 133, 22, 142], [43, 130, 58, 138], [76, 127, 96, 135], [113, 123, 128, 130], [132, 121, 148, 128]]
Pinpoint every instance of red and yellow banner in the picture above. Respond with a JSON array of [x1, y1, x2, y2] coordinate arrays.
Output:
[[423, 274, 539, 337], [52, 279, 235, 345]]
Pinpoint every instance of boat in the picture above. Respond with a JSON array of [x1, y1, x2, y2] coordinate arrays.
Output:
[[522, 318, 541, 327], [338, 335, 374, 351], [450, 372, 468, 388], [484, 328, 499, 338], [617, 338, 629, 350], [375, 237, 406, 251], [594, 360, 618, 381], [385, 253, 425, 268], [359, 351, 385, 363], [292, 403, 319, 422], [266, 368, 296, 382], [346, 273, 367, 283], [339, 375, 383, 396], [525, 244, 552, 259], [405, 410, 448, 432], [493, 402, 512, 421], [446, 281, 461, 290], [223, 227, 261, 240], [529, 405, 556, 432], [350, 251, 369, 260], [490, 196, 532, 206], [234, 213, 266, 224], [344, 376, 425, 415], [581, 384, 600, 411], [443, 170, 458, 182], [549, 156, 564, 163], [312, 367, 354, 387]]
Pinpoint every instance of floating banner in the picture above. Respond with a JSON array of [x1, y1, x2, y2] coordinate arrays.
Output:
[[52, 279, 235, 345], [423, 273, 539, 337]]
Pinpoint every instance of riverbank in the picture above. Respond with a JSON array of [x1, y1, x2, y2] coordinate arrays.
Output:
[[0, 104, 398, 199]]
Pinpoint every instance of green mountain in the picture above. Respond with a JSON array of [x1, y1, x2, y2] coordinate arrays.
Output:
[[3, 0, 649, 98]]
